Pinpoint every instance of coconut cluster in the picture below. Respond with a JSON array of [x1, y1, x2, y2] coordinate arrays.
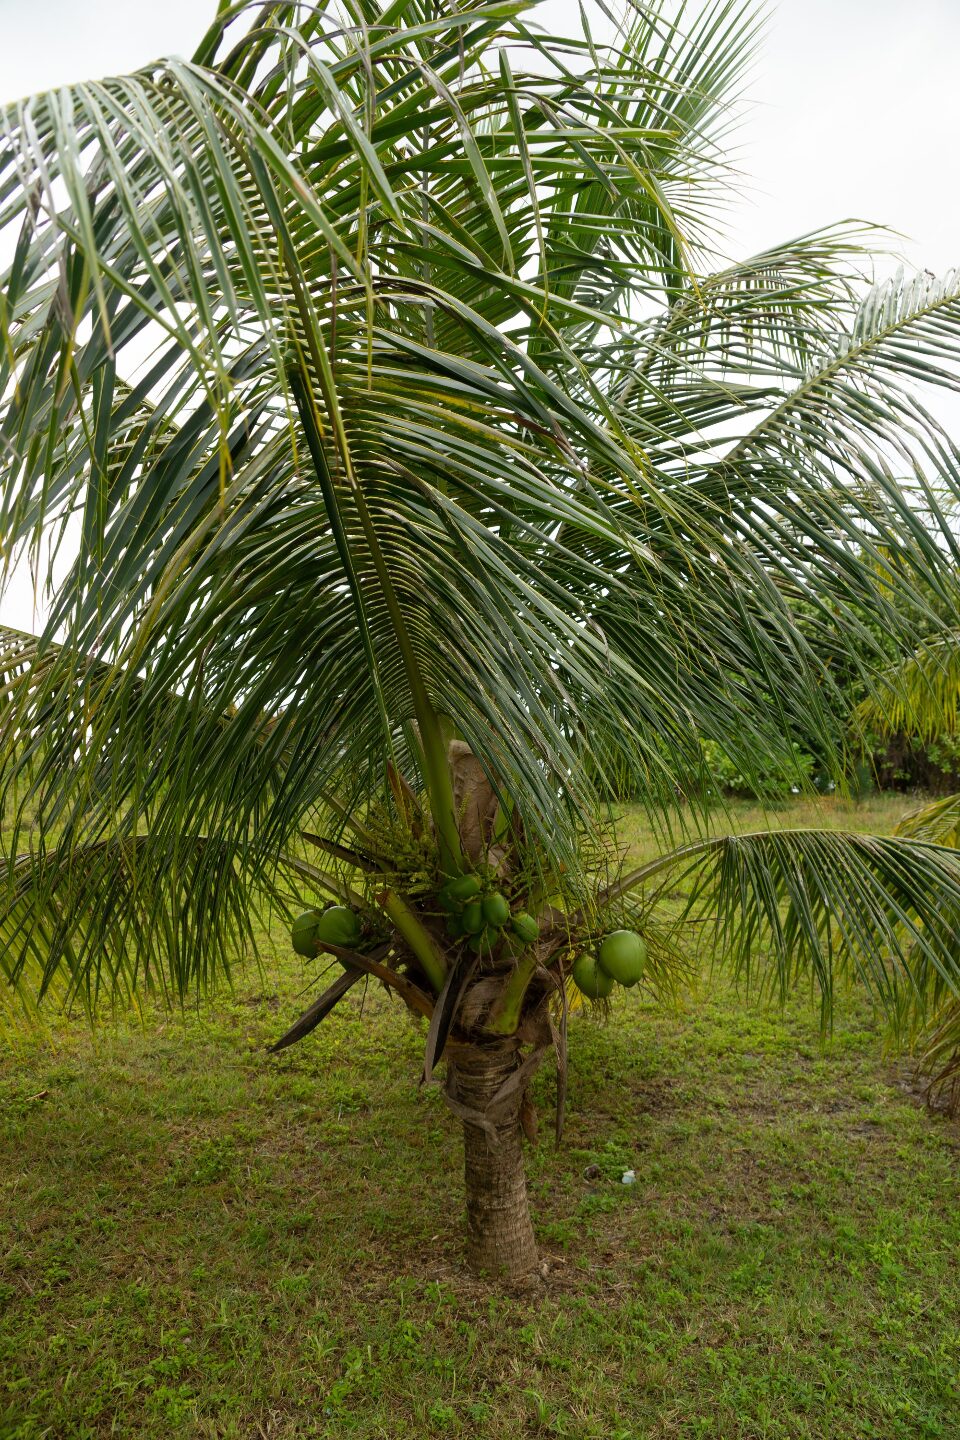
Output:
[[438, 873, 538, 955], [572, 930, 646, 999], [290, 905, 361, 957]]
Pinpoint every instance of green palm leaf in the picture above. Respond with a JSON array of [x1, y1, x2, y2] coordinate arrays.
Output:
[[609, 828, 960, 1032], [856, 632, 960, 741], [895, 790, 960, 847]]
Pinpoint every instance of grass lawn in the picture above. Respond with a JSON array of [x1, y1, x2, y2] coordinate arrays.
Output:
[[1, 794, 958, 1438]]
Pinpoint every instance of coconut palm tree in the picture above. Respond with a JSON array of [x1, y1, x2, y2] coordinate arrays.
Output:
[[4, 0, 960, 1277]]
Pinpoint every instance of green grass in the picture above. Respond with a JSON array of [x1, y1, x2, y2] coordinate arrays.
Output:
[[1, 795, 958, 1438]]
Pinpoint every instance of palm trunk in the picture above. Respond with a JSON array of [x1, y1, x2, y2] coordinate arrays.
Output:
[[448, 1041, 539, 1278]]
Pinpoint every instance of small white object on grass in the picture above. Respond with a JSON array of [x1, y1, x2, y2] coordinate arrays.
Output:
[[621, 1169, 636, 1185]]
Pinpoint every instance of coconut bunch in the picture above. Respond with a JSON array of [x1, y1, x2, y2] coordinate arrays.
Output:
[[275, 741, 659, 1089], [291, 905, 362, 956], [572, 931, 647, 999], [436, 874, 538, 956], [291, 900, 646, 1002]]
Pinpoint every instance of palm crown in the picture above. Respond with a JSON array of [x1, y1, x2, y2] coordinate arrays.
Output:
[[3, 0, 960, 1275]]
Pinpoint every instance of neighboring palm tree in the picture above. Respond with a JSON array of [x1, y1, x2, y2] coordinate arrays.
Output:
[[4, 0, 960, 1277], [859, 632, 960, 750]]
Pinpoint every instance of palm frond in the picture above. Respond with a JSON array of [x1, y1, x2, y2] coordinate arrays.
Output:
[[0, 1, 852, 890], [856, 633, 960, 741], [915, 999, 960, 1116], [895, 790, 960, 847], [881, 792, 960, 1114], [4, 0, 960, 1017], [611, 828, 960, 1032], [0, 834, 281, 1014], [605, 266, 960, 645]]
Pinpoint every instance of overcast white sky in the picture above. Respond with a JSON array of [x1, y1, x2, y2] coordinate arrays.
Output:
[[0, 0, 957, 628]]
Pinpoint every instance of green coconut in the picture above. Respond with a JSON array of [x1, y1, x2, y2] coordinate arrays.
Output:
[[461, 900, 485, 935], [445, 911, 465, 939], [572, 952, 614, 1000], [291, 910, 322, 957], [597, 929, 646, 986], [482, 892, 511, 928], [437, 885, 461, 915], [468, 925, 498, 954], [314, 905, 362, 950], [510, 911, 539, 946], [445, 874, 483, 904]]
